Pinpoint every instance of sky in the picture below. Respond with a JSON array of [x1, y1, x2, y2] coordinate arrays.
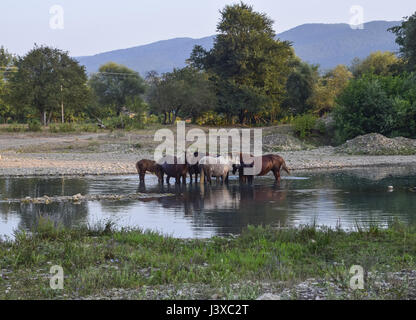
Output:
[[1, 0, 415, 57]]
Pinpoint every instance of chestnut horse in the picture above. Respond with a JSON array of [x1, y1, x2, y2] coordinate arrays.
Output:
[[161, 155, 188, 184], [233, 154, 290, 183], [136, 159, 164, 183]]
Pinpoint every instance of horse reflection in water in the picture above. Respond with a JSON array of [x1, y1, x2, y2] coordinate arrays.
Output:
[[137, 181, 287, 221]]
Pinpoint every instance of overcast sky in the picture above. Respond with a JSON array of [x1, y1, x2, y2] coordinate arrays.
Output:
[[1, 0, 415, 57]]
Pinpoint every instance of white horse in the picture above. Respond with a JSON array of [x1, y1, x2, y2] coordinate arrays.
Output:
[[199, 154, 239, 184]]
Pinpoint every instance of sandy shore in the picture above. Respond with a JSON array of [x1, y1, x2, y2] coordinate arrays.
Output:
[[1, 132, 416, 177]]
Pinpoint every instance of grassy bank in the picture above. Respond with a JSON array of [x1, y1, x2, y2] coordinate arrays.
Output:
[[1, 220, 416, 300]]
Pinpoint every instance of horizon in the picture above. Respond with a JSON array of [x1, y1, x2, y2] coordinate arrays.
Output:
[[1, 0, 415, 57]]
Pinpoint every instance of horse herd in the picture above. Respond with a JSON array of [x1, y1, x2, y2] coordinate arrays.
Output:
[[136, 153, 290, 185]]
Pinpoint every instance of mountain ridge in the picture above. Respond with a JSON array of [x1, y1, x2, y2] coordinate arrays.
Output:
[[76, 20, 401, 76]]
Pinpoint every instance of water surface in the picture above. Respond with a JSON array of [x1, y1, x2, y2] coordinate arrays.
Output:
[[1, 166, 416, 239]]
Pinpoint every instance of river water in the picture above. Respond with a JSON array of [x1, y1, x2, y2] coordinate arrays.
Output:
[[1, 166, 416, 239]]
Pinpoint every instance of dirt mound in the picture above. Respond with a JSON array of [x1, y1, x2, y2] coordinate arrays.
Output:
[[263, 134, 310, 151], [336, 133, 416, 155]]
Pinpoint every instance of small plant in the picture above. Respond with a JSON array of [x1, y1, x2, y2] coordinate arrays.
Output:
[[27, 120, 42, 132], [292, 113, 317, 139]]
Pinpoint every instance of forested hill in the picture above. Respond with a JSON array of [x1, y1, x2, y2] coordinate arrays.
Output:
[[76, 20, 400, 75]]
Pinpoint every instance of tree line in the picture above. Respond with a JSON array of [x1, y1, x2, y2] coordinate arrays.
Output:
[[0, 3, 415, 142]]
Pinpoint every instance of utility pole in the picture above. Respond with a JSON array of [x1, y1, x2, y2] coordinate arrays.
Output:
[[61, 84, 64, 123]]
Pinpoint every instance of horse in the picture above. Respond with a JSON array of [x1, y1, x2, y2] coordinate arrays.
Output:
[[186, 151, 205, 183], [160, 155, 188, 185], [135, 159, 164, 183], [233, 154, 290, 183], [199, 154, 237, 184]]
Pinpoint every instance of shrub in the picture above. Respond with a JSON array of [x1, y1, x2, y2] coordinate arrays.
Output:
[[334, 73, 416, 143], [27, 120, 42, 132], [49, 123, 76, 133], [292, 113, 317, 139]]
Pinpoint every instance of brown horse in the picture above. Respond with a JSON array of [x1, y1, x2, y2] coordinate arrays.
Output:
[[136, 159, 164, 183], [161, 156, 188, 184], [187, 152, 204, 183], [233, 154, 290, 183]]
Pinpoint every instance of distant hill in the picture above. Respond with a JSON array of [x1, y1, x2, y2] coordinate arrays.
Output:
[[76, 20, 400, 76]]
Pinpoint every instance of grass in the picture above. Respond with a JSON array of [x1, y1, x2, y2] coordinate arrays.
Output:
[[0, 219, 415, 300]]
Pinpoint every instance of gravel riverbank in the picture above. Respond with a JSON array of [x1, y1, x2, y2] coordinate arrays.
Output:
[[1, 132, 416, 177]]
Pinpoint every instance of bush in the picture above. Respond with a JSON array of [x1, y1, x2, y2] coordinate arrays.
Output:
[[27, 120, 42, 132], [49, 123, 76, 133], [334, 73, 416, 143], [103, 115, 144, 131], [292, 113, 317, 139]]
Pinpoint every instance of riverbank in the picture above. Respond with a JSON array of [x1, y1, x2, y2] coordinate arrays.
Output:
[[1, 131, 416, 176], [1, 222, 415, 300]]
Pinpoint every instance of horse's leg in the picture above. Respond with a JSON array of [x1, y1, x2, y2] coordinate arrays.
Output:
[[166, 176, 171, 184], [139, 172, 145, 183], [200, 168, 205, 184], [272, 168, 281, 183]]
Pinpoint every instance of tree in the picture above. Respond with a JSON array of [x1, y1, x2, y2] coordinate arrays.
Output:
[[350, 51, 400, 77], [189, 2, 293, 124], [7, 45, 89, 124], [283, 58, 319, 115], [309, 65, 353, 115], [389, 12, 416, 71], [89, 62, 146, 116], [146, 67, 215, 124], [0, 47, 16, 123]]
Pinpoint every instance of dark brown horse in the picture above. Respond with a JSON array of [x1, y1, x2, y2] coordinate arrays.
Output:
[[161, 156, 188, 184], [233, 154, 290, 183], [136, 159, 164, 183], [187, 152, 204, 183]]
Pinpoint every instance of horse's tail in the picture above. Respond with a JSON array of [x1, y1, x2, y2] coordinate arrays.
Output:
[[135, 161, 141, 174], [281, 160, 290, 175]]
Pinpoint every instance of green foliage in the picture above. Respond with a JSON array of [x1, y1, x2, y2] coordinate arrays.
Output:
[[334, 73, 416, 142], [146, 67, 215, 124], [27, 119, 42, 132], [284, 59, 319, 115], [49, 123, 76, 133], [6, 45, 90, 125], [389, 12, 416, 71], [292, 113, 318, 139], [89, 62, 146, 116], [196, 111, 228, 126], [189, 2, 293, 124], [103, 115, 144, 131], [350, 51, 400, 77]]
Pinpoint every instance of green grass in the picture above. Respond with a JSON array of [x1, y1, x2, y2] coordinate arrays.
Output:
[[0, 219, 415, 300]]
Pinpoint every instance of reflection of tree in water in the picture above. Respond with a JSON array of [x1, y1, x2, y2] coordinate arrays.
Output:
[[0, 177, 90, 233]]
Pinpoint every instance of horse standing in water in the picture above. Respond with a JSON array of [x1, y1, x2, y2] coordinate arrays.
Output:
[[136, 159, 164, 184], [199, 154, 238, 184], [187, 152, 204, 183], [161, 155, 188, 185], [233, 154, 290, 183]]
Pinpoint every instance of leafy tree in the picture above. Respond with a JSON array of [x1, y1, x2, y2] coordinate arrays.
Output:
[[333, 74, 416, 142], [309, 65, 353, 115], [189, 2, 293, 124], [389, 12, 416, 71], [146, 67, 215, 124], [7, 45, 89, 124], [0, 47, 16, 123], [89, 62, 146, 116], [283, 58, 319, 115], [350, 51, 399, 77]]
